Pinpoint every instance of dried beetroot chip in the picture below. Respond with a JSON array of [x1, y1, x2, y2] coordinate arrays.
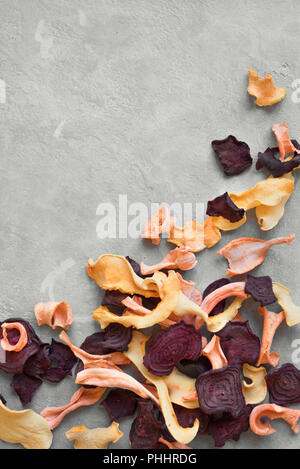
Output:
[[216, 321, 260, 367], [142, 297, 161, 310], [206, 192, 245, 223], [126, 256, 142, 277], [80, 332, 106, 355], [129, 399, 161, 449], [212, 135, 252, 176], [0, 394, 6, 405], [195, 366, 246, 417], [0, 318, 41, 375], [143, 321, 202, 376], [208, 404, 253, 447], [101, 389, 137, 421], [11, 373, 42, 406], [245, 274, 276, 306], [202, 278, 231, 316], [174, 404, 209, 434], [24, 340, 76, 383], [178, 356, 212, 379], [256, 147, 300, 178], [101, 290, 127, 309], [102, 323, 133, 353], [266, 363, 300, 406]]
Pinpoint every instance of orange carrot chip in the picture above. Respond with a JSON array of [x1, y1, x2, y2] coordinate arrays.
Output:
[[250, 403, 300, 436], [66, 422, 123, 449], [257, 307, 284, 367], [142, 206, 175, 245], [34, 301, 73, 330], [272, 123, 300, 161], [140, 247, 197, 275], [202, 335, 228, 370], [217, 234, 294, 277], [247, 68, 286, 107], [1, 322, 28, 352]]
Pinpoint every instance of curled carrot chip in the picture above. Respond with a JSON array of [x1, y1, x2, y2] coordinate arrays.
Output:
[[1, 322, 28, 352], [273, 283, 300, 327], [124, 331, 199, 444], [201, 282, 247, 316], [34, 301, 73, 330], [247, 68, 286, 107], [140, 247, 197, 275], [66, 422, 123, 449], [40, 387, 106, 430], [168, 219, 205, 252], [229, 177, 294, 211], [217, 234, 294, 277], [242, 364, 267, 405], [272, 123, 300, 161], [176, 273, 202, 305], [142, 206, 175, 245], [0, 400, 52, 449], [93, 271, 181, 329], [257, 307, 284, 367], [87, 254, 159, 298], [202, 335, 228, 370], [250, 403, 300, 436]]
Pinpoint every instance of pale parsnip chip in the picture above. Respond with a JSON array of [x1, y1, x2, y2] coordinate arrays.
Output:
[[257, 307, 284, 367], [124, 331, 199, 444], [250, 403, 300, 436], [247, 68, 286, 107], [34, 301, 73, 330], [140, 247, 197, 275], [256, 174, 295, 231], [202, 335, 228, 369], [206, 297, 246, 333], [242, 363, 267, 405], [87, 254, 159, 297], [230, 177, 294, 211], [41, 387, 106, 430], [273, 283, 300, 326], [66, 422, 123, 449], [93, 271, 180, 329], [0, 400, 52, 449], [164, 368, 199, 409]]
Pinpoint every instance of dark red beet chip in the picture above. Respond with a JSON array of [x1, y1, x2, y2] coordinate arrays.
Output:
[[11, 373, 42, 406], [256, 147, 300, 178], [245, 274, 276, 306], [195, 366, 246, 417], [266, 363, 300, 406], [0, 394, 6, 405], [101, 389, 137, 421], [0, 318, 42, 375], [129, 399, 161, 449], [208, 404, 253, 447], [202, 278, 231, 316], [211, 135, 252, 176], [101, 290, 127, 309], [216, 321, 260, 367], [206, 192, 245, 222], [177, 355, 212, 379], [143, 321, 202, 376]]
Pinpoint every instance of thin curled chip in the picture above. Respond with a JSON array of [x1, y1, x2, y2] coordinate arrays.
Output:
[[1, 322, 28, 352], [247, 68, 286, 107], [250, 403, 300, 436], [140, 247, 197, 275], [211, 135, 252, 176], [66, 422, 123, 449], [242, 363, 267, 405], [34, 301, 73, 330], [202, 335, 228, 370], [273, 283, 300, 326], [257, 307, 284, 367], [272, 123, 300, 161]]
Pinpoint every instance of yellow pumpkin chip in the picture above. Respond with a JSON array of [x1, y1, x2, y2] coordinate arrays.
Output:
[[66, 422, 123, 449], [273, 282, 300, 327], [206, 297, 246, 333], [87, 254, 159, 297], [164, 368, 199, 409], [124, 331, 199, 444], [0, 400, 52, 449], [168, 219, 206, 252], [242, 363, 267, 405], [230, 177, 294, 211], [247, 68, 287, 107]]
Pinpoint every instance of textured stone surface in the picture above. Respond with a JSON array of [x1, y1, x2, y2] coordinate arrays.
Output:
[[1, 0, 300, 449]]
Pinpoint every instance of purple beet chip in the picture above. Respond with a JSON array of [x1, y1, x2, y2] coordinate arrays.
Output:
[[178, 355, 212, 379], [0, 394, 6, 405], [101, 290, 127, 309], [202, 278, 231, 316], [129, 399, 161, 449], [212, 135, 252, 176], [256, 147, 300, 178], [206, 192, 245, 223], [11, 373, 42, 406], [245, 274, 276, 306], [216, 321, 260, 367], [209, 404, 253, 447], [195, 366, 246, 417], [101, 389, 137, 421], [266, 363, 300, 406], [143, 321, 202, 376]]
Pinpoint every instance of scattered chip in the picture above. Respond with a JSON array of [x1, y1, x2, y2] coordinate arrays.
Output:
[[247, 68, 286, 106], [211, 135, 252, 176]]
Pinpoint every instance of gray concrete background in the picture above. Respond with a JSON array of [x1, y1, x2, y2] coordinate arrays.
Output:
[[1, 0, 300, 449]]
